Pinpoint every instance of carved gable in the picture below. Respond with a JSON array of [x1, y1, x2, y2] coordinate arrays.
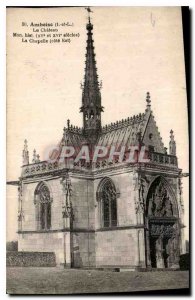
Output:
[[142, 113, 165, 153]]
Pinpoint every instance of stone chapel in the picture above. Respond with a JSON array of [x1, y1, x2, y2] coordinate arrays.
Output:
[[14, 15, 185, 269]]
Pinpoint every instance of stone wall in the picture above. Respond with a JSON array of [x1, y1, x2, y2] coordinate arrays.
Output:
[[94, 171, 137, 229], [19, 176, 97, 267], [72, 232, 95, 267], [95, 229, 139, 268], [70, 177, 96, 267], [93, 171, 142, 268], [71, 177, 95, 230], [18, 232, 65, 265], [18, 167, 182, 269], [21, 182, 37, 231], [21, 178, 64, 231]]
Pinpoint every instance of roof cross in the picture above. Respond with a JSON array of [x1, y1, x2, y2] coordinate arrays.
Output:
[[85, 6, 93, 21]]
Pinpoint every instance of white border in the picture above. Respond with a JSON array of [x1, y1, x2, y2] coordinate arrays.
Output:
[[1, 0, 193, 298], [3, 0, 195, 6]]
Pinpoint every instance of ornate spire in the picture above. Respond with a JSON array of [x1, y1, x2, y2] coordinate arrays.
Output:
[[32, 149, 40, 163], [36, 154, 40, 163], [169, 129, 176, 155], [146, 92, 151, 110], [62, 127, 70, 146], [22, 139, 29, 165], [67, 119, 70, 130], [80, 10, 104, 143], [32, 149, 36, 163]]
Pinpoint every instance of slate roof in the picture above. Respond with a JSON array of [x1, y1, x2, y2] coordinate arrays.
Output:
[[59, 110, 149, 151], [97, 112, 147, 148]]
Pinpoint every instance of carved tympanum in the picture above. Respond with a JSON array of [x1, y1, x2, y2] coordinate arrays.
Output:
[[148, 179, 173, 217]]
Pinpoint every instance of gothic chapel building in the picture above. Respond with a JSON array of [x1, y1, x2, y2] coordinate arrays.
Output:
[[16, 16, 185, 269]]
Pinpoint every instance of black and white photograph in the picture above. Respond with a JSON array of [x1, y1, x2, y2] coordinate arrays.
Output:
[[6, 5, 189, 295]]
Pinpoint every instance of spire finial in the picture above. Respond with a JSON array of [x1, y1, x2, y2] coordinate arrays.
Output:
[[62, 126, 69, 146], [36, 154, 40, 163], [169, 129, 176, 155], [32, 149, 40, 163], [24, 139, 28, 151], [67, 119, 70, 129], [170, 129, 175, 142], [22, 139, 29, 165], [146, 92, 151, 110], [85, 6, 93, 22], [32, 149, 37, 163]]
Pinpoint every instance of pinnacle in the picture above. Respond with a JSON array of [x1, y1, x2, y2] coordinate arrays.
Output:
[[146, 92, 151, 108]]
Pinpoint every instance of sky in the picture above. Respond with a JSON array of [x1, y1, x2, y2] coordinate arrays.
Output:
[[6, 7, 189, 241]]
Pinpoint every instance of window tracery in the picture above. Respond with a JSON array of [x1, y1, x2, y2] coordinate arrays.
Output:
[[100, 179, 117, 227], [34, 182, 52, 230]]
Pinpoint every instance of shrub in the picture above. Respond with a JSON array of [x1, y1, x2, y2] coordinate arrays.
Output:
[[179, 253, 190, 270], [6, 251, 56, 267], [6, 241, 18, 252]]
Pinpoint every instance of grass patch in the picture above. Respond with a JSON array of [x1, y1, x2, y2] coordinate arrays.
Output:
[[7, 267, 189, 294]]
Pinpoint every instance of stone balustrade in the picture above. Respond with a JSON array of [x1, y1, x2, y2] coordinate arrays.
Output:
[[21, 151, 178, 178], [148, 151, 177, 167]]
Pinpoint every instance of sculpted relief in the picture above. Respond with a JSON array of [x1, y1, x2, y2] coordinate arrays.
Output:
[[147, 178, 174, 218]]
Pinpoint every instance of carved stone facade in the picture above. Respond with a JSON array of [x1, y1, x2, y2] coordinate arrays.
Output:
[[16, 16, 185, 270]]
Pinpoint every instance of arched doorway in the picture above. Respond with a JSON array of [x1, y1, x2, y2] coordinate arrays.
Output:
[[146, 177, 180, 269]]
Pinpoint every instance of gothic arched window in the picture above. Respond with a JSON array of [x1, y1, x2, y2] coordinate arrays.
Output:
[[99, 179, 118, 228], [34, 182, 52, 230]]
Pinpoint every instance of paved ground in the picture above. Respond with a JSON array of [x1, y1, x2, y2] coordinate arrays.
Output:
[[6, 267, 189, 295]]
